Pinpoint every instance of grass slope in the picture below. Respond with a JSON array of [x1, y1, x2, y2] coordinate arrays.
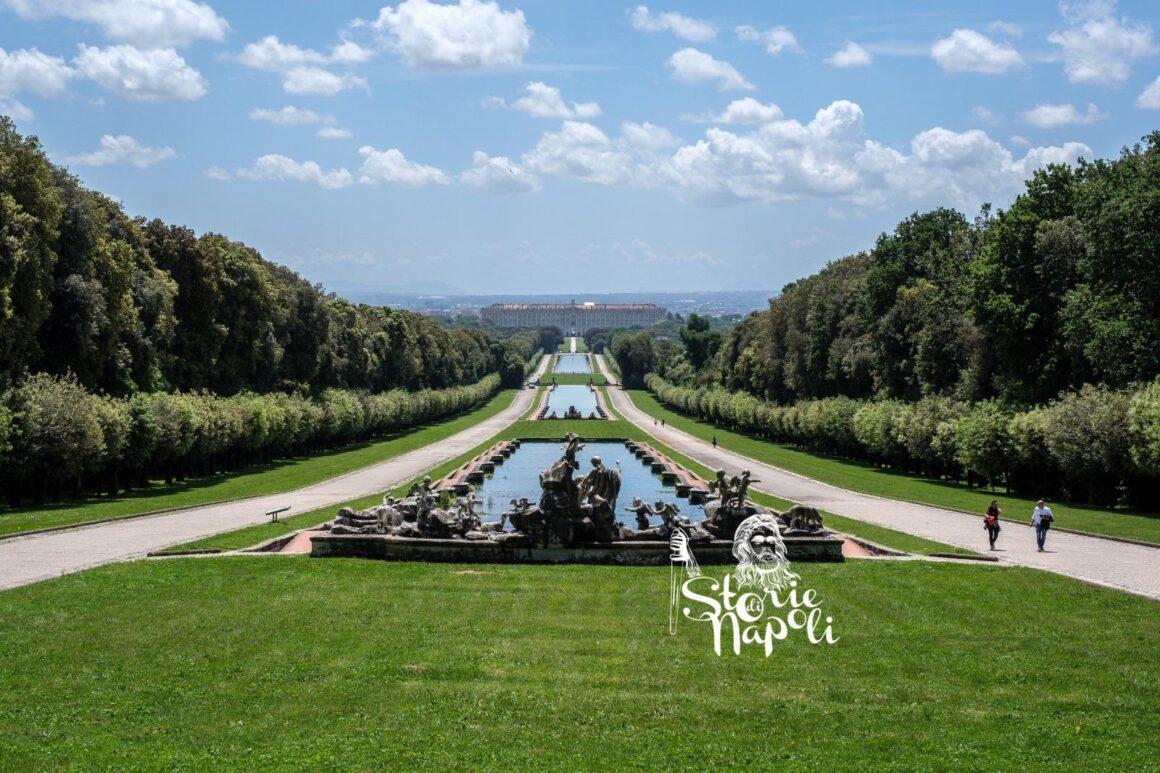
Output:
[[0, 390, 518, 539], [0, 558, 1154, 768], [630, 390, 1160, 545]]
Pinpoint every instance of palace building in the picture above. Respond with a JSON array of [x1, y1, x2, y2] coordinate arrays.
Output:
[[481, 300, 667, 333]]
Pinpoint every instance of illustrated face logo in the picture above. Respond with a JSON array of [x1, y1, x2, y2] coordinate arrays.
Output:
[[669, 512, 837, 654], [731, 513, 799, 594]]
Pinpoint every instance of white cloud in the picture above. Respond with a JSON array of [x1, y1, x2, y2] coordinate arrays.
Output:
[[735, 24, 802, 56], [0, 99, 34, 120], [373, 0, 531, 70], [620, 121, 681, 150], [988, 20, 1022, 38], [684, 97, 782, 125], [1009, 134, 1029, 146], [460, 150, 538, 192], [2, 0, 228, 47], [931, 29, 1023, 74], [203, 164, 229, 179], [317, 126, 353, 139], [509, 100, 1092, 212], [238, 36, 371, 71], [521, 120, 634, 185], [74, 44, 206, 100], [237, 154, 354, 189], [358, 145, 450, 186], [668, 48, 754, 91], [610, 238, 721, 266], [238, 36, 371, 95], [972, 105, 998, 123], [1138, 75, 1160, 108], [250, 105, 330, 125], [825, 42, 872, 68], [1049, 0, 1155, 85], [1023, 102, 1105, 128], [630, 6, 715, 43], [0, 46, 74, 99], [282, 67, 366, 96], [67, 133, 176, 167], [489, 81, 601, 119]]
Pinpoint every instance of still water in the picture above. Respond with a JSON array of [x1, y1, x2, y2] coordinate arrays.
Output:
[[471, 440, 687, 528], [554, 354, 591, 373], [543, 385, 599, 416]]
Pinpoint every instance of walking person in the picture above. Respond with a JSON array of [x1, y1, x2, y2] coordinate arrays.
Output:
[[1031, 499, 1054, 552], [712, 436, 717, 449], [983, 500, 1001, 550]]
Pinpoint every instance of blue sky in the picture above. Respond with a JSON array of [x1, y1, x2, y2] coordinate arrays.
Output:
[[2, 0, 1159, 295]]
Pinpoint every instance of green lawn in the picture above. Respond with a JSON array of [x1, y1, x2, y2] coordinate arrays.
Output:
[[630, 390, 1160, 545], [0, 390, 518, 539], [0, 558, 1154, 768]]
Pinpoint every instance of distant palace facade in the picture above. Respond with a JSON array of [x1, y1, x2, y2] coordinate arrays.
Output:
[[481, 301, 667, 333]]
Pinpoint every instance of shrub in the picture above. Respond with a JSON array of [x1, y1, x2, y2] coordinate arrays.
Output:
[[0, 372, 501, 505], [1041, 385, 1131, 504], [7, 373, 106, 497], [953, 401, 1012, 488]]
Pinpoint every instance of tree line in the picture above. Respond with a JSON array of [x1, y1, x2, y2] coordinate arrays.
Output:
[[0, 117, 565, 506], [613, 134, 1160, 505], [647, 374, 1159, 507], [705, 134, 1160, 406], [0, 117, 528, 397], [0, 371, 501, 506]]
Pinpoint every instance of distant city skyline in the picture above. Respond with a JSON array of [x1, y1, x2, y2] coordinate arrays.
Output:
[[2, 0, 1159, 292]]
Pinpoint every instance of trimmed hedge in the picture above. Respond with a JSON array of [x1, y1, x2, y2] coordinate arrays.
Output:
[[646, 374, 1160, 506], [1, 372, 500, 506]]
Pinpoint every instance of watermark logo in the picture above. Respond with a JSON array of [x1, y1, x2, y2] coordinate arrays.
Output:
[[669, 513, 838, 655]]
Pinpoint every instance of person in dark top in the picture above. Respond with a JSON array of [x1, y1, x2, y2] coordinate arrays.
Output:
[[984, 500, 1002, 550]]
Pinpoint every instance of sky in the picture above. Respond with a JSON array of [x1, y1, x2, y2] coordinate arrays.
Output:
[[2, 0, 1159, 296]]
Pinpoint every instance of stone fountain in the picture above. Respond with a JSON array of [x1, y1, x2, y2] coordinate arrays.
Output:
[[310, 434, 842, 563]]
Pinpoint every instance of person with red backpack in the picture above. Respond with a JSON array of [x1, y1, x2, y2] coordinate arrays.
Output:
[[983, 500, 1002, 550]]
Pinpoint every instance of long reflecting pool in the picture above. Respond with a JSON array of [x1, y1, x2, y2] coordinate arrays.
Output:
[[472, 440, 685, 528], [554, 354, 591, 373], [543, 385, 599, 416]]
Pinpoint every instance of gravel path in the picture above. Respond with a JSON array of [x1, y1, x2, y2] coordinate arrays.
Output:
[[0, 357, 549, 591], [594, 356, 1160, 600]]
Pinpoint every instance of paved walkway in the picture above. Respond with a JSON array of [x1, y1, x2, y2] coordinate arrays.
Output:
[[594, 356, 1160, 600], [0, 357, 549, 591]]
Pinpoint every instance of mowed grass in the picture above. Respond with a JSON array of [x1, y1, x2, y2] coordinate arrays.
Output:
[[551, 373, 606, 385], [0, 558, 1155, 768], [629, 390, 1160, 545], [0, 390, 518, 539]]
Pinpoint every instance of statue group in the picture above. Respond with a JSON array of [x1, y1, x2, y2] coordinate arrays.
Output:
[[322, 433, 826, 546]]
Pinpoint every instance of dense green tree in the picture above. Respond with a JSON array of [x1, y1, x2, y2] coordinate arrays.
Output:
[[678, 314, 722, 372], [610, 331, 658, 388], [0, 118, 62, 388]]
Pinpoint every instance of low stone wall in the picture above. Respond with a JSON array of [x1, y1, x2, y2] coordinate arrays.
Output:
[[624, 440, 710, 502], [309, 534, 844, 564], [437, 440, 520, 495]]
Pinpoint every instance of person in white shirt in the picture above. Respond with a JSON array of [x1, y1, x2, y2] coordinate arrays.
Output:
[[1031, 499, 1054, 552]]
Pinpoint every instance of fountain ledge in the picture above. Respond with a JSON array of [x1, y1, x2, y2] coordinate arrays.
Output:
[[309, 534, 844, 564]]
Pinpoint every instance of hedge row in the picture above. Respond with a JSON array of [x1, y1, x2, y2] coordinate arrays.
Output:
[[0, 372, 501, 506], [645, 375, 1160, 507]]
